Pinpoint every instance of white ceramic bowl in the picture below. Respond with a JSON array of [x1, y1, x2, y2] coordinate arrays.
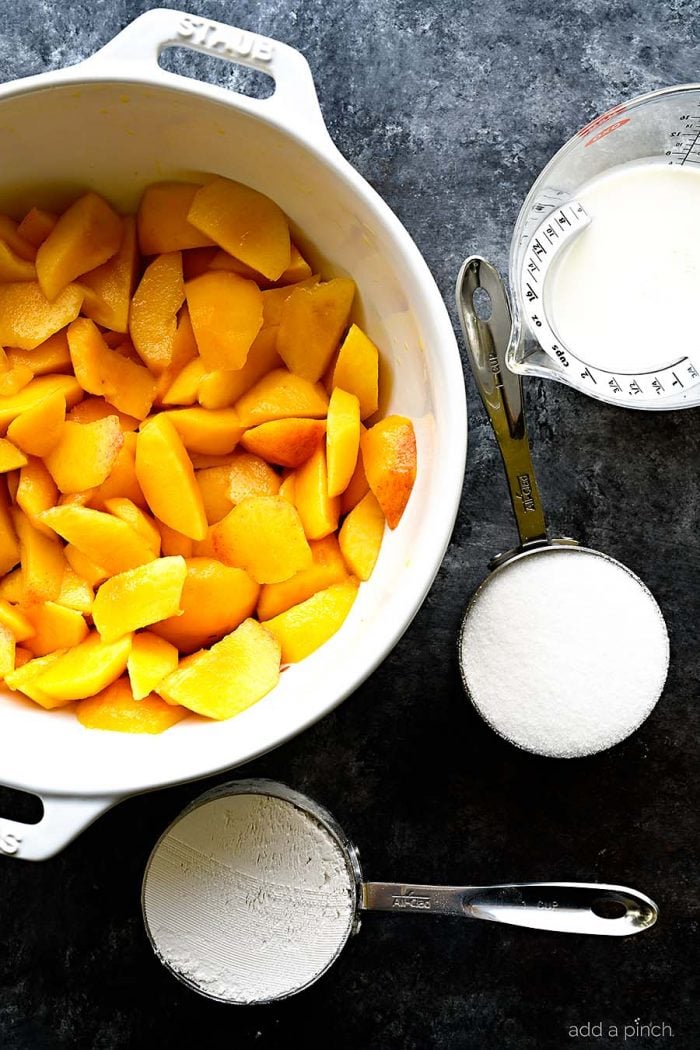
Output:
[[0, 9, 467, 860]]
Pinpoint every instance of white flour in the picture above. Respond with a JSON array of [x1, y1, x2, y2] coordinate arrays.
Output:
[[460, 547, 669, 758], [142, 792, 355, 1002]]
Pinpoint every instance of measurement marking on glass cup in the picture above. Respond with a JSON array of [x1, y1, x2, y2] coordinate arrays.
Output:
[[519, 201, 700, 402]]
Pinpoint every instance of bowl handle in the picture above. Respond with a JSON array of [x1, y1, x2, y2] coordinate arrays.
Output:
[[77, 8, 332, 146], [0, 793, 117, 861]]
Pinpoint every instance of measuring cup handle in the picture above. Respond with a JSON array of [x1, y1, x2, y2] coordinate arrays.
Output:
[[456, 257, 548, 548], [362, 881, 658, 936]]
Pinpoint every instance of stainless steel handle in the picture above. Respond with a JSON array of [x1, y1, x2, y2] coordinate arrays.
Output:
[[456, 256, 548, 548], [362, 881, 658, 936]]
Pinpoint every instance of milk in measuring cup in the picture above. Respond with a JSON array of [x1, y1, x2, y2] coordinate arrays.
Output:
[[545, 159, 700, 374]]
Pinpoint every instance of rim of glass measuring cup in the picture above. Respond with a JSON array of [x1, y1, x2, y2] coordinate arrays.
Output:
[[506, 81, 700, 377], [141, 778, 364, 1005], [457, 542, 671, 758]]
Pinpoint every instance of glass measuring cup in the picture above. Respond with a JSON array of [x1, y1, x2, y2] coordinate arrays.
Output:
[[455, 257, 669, 757], [142, 779, 659, 1004], [508, 83, 700, 409]]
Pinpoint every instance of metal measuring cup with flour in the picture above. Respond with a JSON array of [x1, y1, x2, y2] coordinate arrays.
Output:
[[455, 257, 669, 758], [141, 780, 658, 1004]]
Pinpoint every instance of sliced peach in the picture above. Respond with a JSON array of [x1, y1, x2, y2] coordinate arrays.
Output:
[[158, 522, 194, 559], [41, 505, 155, 576], [187, 176, 291, 281], [279, 243, 313, 285], [138, 182, 215, 254], [0, 598, 34, 642], [7, 390, 66, 457], [89, 432, 146, 510], [278, 472, 296, 504], [332, 324, 379, 419], [161, 407, 243, 455], [277, 278, 355, 382], [67, 318, 156, 420], [157, 618, 281, 719], [208, 244, 310, 287], [35, 192, 122, 300], [326, 388, 361, 497], [341, 426, 369, 513], [210, 496, 311, 584], [16, 207, 57, 248], [0, 439, 27, 472], [240, 417, 326, 468], [13, 507, 65, 602], [6, 330, 72, 376], [24, 601, 88, 657], [68, 396, 139, 432], [235, 368, 328, 428], [186, 270, 263, 370], [92, 556, 187, 642], [153, 305, 199, 403], [4, 651, 65, 708], [45, 417, 123, 493], [0, 283, 83, 350], [0, 365, 33, 398], [198, 327, 282, 410], [135, 414, 207, 540], [261, 275, 319, 327], [0, 240, 35, 282], [294, 444, 340, 539], [152, 557, 259, 653], [0, 622, 15, 678], [127, 632, 180, 699], [0, 214, 36, 260], [160, 358, 206, 406], [257, 535, 348, 621], [130, 251, 185, 373], [0, 566, 23, 602], [339, 491, 385, 580], [31, 631, 132, 703], [103, 497, 161, 556], [197, 452, 280, 524], [77, 676, 187, 733], [79, 215, 139, 333], [361, 416, 417, 529], [16, 458, 58, 534], [264, 578, 359, 662], [182, 246, 219, 280], [56, 567, 94, 614], [0, 375, 82, 433], [64, 543, 109, 588]]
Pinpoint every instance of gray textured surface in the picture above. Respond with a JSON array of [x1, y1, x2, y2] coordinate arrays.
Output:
[[0, 1, 699, 1047]]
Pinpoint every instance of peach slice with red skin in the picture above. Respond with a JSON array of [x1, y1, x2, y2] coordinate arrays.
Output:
[[361, 416, 417, 529]]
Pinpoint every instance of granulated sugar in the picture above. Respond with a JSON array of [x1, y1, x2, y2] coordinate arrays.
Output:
[[459, 547, 669, 758], [142, 792, 355, 1003]]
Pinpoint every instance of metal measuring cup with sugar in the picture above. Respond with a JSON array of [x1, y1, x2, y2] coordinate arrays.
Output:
[[455, 257, 669, 758], [142, 779, 659, 1004]]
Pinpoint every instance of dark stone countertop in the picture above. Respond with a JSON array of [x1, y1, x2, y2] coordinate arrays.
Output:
[[0, 1, 698, 1047]]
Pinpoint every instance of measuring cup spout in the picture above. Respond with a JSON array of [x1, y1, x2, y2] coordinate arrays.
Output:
[[456, 256, 548, 550]]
